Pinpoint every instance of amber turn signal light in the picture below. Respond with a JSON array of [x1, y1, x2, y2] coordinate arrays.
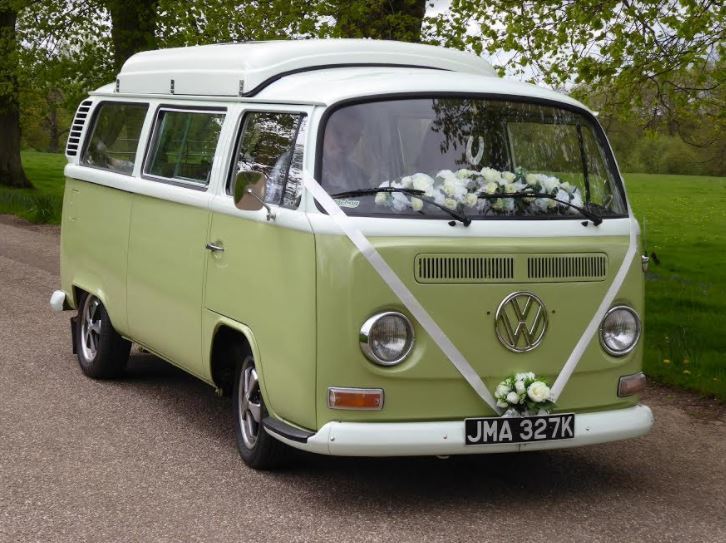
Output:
[[328, 387, 384, 410]]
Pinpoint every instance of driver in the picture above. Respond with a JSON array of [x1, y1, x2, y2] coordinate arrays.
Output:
[[321, 108, 371, 194]]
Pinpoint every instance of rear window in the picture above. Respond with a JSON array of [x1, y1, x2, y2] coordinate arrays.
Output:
[[82, 102, 148, 175]]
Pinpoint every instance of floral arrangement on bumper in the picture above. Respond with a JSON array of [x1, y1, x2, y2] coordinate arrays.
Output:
[[494, 372, 555, 416], [374, 167, 584, 216]]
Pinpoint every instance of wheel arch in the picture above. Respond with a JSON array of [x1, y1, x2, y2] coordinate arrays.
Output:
[[207, 318, 275, 412]]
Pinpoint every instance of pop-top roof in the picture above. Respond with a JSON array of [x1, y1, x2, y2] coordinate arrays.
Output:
[[116, 39, 497, 97]]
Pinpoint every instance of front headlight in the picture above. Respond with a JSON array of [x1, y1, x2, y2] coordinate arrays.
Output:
[[600, 306, 641, 356], [359, 312, 415, 366]]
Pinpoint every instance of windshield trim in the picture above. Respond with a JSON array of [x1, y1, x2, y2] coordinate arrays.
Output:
[[313, 92, 629, 220]]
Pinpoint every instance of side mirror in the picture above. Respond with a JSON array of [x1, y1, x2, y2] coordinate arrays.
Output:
[[233, 171, 266, 210], [232, 170, 276, 221]]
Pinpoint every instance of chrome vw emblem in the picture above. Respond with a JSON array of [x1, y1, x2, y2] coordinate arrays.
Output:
[[495, 292, 548, 352]]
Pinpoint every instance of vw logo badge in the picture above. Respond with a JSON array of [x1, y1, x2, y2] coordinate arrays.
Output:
[[494, 292, 548, 352]]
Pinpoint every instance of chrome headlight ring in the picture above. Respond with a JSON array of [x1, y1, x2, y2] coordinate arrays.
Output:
[[599, 305, 641, 357], [359, 311, 415, 366]]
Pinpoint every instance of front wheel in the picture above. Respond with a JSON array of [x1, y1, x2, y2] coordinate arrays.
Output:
[[75, 293, 131, 379], [233, 351, 289, 470]]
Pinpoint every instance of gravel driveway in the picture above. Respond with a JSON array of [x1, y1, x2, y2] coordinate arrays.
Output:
[[1, 215, 724, 543]]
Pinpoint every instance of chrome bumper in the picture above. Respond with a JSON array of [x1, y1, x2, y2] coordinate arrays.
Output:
[[266, 404, 654, 457]]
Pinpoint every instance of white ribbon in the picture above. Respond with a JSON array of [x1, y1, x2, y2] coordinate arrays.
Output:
[[303, 174, 637, 412], [550, 205, 637, 400], [303, 175, 500, 412]]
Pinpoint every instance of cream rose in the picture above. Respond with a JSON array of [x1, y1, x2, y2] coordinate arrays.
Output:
[[483, 181, 498, 195], [375, 192, 390, 206], [515, 380, 526, 394], [506, 391, 521, 404], [527, 381, 551, 403], [464, 193, 478, 208], [410, 197, 423, 211], [495, 383, 511, 398], [501, 171, 516, 183], [444, 198, 457, 210]]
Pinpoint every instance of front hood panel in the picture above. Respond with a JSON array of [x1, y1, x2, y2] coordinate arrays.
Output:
[[315, 234, 644, 423]]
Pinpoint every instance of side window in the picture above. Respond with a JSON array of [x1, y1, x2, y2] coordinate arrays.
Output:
[[145, 109, 225, 186], [82, 102, 148, 174], [230, 112, 307, 208]]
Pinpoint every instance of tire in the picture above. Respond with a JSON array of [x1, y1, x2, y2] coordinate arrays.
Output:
[[75, 292, 131, 379], [233, 348, 289, 470]]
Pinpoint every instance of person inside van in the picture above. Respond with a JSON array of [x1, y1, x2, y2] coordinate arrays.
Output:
[[321, 108, 370, 194]]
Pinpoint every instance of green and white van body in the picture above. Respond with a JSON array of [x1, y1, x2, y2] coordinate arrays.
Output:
[[54, 40, 652, 457]]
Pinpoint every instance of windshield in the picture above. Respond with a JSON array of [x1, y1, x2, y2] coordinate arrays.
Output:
[[320, 98, 627, 219]]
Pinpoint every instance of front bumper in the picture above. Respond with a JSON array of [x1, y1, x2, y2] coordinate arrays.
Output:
[[265, 404, 654, 457]]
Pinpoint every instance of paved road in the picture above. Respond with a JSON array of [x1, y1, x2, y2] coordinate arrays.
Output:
[[1, 215, 725, 543]]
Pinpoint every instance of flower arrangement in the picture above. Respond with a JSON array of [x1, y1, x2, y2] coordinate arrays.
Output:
[[373, 166, 584, 216], [494, 372, 555, 416]]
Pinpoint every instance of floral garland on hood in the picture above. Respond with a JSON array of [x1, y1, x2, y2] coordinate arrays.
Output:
[[374, 166, 584, 216]]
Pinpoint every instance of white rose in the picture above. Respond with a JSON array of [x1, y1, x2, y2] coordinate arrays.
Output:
[[410, 197, 423, 211], [501, 171, 516, 183], [483, 182, 498, 195], [505, 183, 518, 194], [527, 381, 551, 403], [481, 167, 501, 183], [561, 181, 574, 192], [401, 176, 414, 189], [525, 173, 539, 186], [492, 198, 504, 211], [495, 384, 511, 398], [516, 372, 535, 381], [412, 173, 434, 192], [515, 380, 526, 394], [456, 168, 477, 180], [506, 391, 521, 404], [496, 399, 508, 408], [375, 192, 390, 206], [463, 193, 478, 208], [444, 198, 457, 210], [391, 192, 409, 211]]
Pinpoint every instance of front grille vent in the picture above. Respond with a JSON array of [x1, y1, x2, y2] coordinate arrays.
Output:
[[527, 254, 607, 281], [65, 100, 93, 157], [415, 255, 514, 283]]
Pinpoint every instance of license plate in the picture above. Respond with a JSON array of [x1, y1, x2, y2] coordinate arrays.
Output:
[[464, 413, 575, 445]]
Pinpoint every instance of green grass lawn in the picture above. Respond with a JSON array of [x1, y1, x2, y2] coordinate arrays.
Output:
[[627, 173, 726, 401], [2, 152, 725, 400], [0, 151, 67, 223]]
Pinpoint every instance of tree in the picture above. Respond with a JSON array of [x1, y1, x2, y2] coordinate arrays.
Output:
[[323, 0, 427, 41], [105, 0, 158, 71], [0, 0, 31, 188], [428, 0, 725, 174]]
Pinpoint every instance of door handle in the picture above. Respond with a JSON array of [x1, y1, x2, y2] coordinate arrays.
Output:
[[205, 242, 224, 253]]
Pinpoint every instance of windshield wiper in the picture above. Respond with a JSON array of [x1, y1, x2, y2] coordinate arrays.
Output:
[[331, 187, 471, 226], [477, 191, 603, 226]]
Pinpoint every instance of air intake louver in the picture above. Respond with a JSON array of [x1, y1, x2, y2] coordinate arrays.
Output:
[[65, 100, 93, 157], [527, 254, 607, 281], [415, 255, 514, 283]]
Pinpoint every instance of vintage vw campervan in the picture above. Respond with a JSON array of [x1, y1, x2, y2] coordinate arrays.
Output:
[[51, 40, 653, 469]]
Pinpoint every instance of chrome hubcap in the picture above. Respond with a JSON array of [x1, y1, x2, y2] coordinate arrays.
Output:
[[80, 296, 102, 362], [238, 360, 262, 449]]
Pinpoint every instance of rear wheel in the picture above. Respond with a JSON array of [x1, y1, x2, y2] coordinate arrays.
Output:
[[233, 350, 289, 470], [75, 293, 131, 379]]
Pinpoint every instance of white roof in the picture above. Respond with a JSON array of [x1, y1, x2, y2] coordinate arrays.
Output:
[[116, 39, 497, 97], [255, 67, 590, 111]]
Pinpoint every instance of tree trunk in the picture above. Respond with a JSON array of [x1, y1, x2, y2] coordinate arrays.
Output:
[[0, 3, 31, 188], [334, 0, 427, 42], [105, 0, 159, 71]]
